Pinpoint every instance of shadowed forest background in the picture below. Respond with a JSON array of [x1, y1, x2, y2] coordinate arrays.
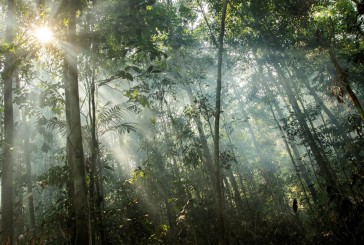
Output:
[[1, 0, 364, 244]]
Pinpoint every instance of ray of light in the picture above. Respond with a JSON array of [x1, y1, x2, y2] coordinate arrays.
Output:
[[34, 26, 53, 44]]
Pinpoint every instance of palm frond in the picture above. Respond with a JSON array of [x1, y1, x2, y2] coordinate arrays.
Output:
[[97, 102, 136, 135]]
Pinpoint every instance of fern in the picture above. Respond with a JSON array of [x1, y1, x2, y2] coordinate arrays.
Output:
[[47, 117, 67, 133], [36, 115, 66, 134], [97, 102, 136, 135]]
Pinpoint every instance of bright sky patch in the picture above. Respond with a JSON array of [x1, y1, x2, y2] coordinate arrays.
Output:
[[34, 27, 53, 44]]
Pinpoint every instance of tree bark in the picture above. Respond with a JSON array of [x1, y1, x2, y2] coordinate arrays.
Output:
[[1, 0, 16, 244], [86, 2, 106, 242], [64, 0, 91, 243], [214, 1, 228, 243], [328, 48, 364, 121]]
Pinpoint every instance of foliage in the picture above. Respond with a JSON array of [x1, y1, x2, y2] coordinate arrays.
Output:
[[2, 0, 364, 244]]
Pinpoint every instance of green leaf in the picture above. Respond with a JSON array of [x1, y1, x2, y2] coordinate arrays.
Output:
[[147, 66, 154, 73], [150, 117, 156, 125], [103, 164, 114, 171], [132, 90, 138, 98], [63, 18, 69, 27], [116, 70, 127, 78], [126, 72, 133, 81], [126, 66, 142, 73], [140, 96, 149, 107]]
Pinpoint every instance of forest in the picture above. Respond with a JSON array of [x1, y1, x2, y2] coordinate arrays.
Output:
[[0, 0, 364, 244]]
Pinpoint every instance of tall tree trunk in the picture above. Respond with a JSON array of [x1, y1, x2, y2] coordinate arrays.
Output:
[[232, 80, 286, 210], [268, 100, 311, 207], [263, 67, 319, 202], [86, 3, 106, 242], [245, 120, 287, 210], [185, 84, 215, 177], [63, 56, 76, 242], [318, 21, 364, 121], [222, 115, 251, 210], [64, 0, 91, 243], [89, 72, 106, 245], [274, 100, 318, 203], [289, 62, 344, 130], [290, 61, 364, 163], [328, 48, 364, 121], [214, 1, 228, 243], [271, 58, 340, 192], [177, 51, 215, 186], [2, 0, 16, 244]]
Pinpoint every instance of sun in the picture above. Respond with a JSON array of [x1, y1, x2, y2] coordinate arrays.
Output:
[[34, 27, 53, 44]]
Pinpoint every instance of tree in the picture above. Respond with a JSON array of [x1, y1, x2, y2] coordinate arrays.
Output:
[[312, 1, 364, 121], [1, 0, 16, 244], [213, 0, 228, 243], [63, 0, 91, 243]]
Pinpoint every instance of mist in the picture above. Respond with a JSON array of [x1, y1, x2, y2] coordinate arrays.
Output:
[[1, 0, 364, 244]]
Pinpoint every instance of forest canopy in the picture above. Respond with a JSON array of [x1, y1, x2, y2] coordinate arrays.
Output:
[[0, 0, 364, 244]]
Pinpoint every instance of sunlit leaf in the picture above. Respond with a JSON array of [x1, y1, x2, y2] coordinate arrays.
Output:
[[63, 18, 69, 27], [132, 90, 138, 98]]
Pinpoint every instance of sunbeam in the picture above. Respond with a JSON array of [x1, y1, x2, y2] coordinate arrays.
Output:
[[34, 26, 53, 44]]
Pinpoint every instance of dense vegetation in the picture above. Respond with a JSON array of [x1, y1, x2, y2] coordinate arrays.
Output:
[[1, 0, 364, 244]]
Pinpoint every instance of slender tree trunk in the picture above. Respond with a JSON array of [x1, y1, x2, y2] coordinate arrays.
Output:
[[290, 61, 364, 162], [222, 115, 252, 211], [274, 101, 318, 203], [328, 48, 364, 121], [63, 56, 76, 242], [185, 84, 215, 176], [87, 5, 106, 242], [263, 67, 319, 202], [159, 105, 182, 239], [90, 76, 106, 245], [232, 78, 286, 210], [2, 0, 16, 244], [64, 0, 91, 243], [214, 1, 228, 243], [290, 63, 344, 129], [226, 170, 244, 210], [271, 58, 340, 192], [318, 22, 364, 121], [178, 51, 215, 186], [24, 134, 35, 237], [246, 121, 287, 210], [268, 100, 311, 207]]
